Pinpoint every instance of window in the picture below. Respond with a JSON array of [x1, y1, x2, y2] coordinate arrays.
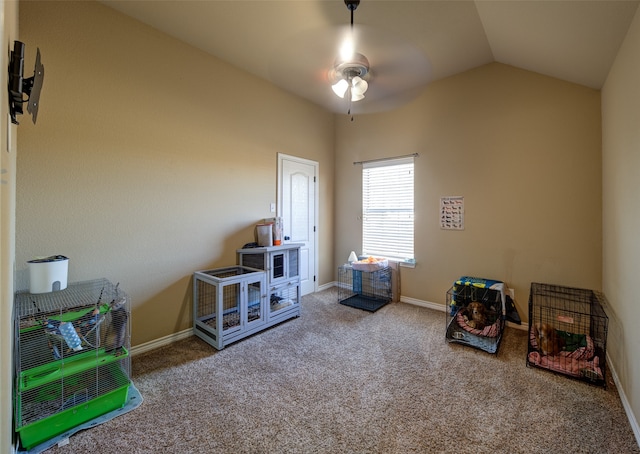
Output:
[[362, 157, 414, 263]]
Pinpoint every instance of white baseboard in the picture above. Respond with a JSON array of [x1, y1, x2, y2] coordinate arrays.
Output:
[[400, 295, 444, 312], [318, 281, 336, 292], [606, 356, 640, 446], [400, 296, 527, 331], [505, 320, 528, 331], [131, 328, 193, 357]]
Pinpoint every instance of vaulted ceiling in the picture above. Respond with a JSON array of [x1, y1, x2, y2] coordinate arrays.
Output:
[[101, 0, 639, 114]]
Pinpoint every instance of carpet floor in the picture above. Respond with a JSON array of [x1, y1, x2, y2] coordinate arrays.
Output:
[[45, 287, 639, 453]]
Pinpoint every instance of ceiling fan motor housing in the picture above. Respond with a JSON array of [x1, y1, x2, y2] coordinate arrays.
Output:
[[333, 52, 370, 82]]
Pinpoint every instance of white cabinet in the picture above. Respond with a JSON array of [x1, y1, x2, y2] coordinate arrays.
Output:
[[237, 244, 302, 323]]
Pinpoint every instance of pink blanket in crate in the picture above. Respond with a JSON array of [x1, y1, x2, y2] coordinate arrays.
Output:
[[528, 327, 603, 380], [528, 351, 602, 380], [455, 311, 501, 338]]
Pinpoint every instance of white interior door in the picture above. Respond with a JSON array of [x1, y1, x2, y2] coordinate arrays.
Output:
[[278, 154, 317, 296]]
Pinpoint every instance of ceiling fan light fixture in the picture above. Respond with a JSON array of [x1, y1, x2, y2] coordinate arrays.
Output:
[[330, 52, 370, 102], [350, 91, 365, 102], [331, 70, 368, 102], [332, 78, 349, 98], [331, 75, 366, 101], [351, 76, 368, 96]]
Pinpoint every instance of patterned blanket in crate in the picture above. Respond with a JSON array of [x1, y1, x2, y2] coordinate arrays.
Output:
[[528, 327, 603, 380]]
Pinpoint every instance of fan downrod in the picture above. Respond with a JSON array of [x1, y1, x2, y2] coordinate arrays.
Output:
[[345, 0, 360, 26]]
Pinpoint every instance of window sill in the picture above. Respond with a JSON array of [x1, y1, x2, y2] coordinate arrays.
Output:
[[398, 260, 416, 269], [383, 258, 415, 269], [359, 256, 415, 269]]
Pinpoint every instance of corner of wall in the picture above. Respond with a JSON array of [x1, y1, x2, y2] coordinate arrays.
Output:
[[2, 2, 20, 453]]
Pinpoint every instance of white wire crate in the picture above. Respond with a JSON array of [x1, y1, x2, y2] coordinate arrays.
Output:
[[14, 278, 131, 450]]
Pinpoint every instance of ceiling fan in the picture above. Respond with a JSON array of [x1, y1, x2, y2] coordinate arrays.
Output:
[[267, 0, 432, 116], [328, 0, 370, 120]]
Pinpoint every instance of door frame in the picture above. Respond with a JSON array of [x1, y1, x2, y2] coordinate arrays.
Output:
[[277, 153, 319, 295]]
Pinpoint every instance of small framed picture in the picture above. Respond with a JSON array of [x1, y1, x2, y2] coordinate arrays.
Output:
[[440, 196, 464, 230]]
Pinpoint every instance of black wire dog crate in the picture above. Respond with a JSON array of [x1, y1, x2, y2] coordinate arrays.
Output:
[[445, 277, 507, 354], [14, 279, 131, 450], [527, 282, 608, 387], [338, 264, 392, 312]]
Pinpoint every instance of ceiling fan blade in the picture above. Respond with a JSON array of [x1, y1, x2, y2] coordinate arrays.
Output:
[[269, 25, 348, 82]]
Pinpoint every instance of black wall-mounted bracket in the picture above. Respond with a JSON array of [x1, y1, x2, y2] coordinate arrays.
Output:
[[8, 40, 44, 125]]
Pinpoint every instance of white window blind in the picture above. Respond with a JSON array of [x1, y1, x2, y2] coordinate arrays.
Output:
[[362, 157, 414, 262]]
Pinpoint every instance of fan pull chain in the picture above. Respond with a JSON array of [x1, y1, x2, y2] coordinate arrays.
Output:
[[347, 85, 354, 121], [349, 5, 354, 121]]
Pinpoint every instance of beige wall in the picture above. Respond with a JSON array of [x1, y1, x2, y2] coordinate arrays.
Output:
[[335, 62, 602, 320], [602, 7, 640, 437], [16, 1, 335, 347]]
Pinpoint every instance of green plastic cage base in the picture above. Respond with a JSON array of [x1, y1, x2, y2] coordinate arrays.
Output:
[[18, 347, 129, 392], [16, 365, 130, 450]]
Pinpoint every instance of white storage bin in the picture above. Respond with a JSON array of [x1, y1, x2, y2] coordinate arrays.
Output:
[[28, 255, 68, 293]]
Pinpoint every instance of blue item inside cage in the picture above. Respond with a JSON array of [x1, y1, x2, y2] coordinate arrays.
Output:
[[353, 269, 362, 294]]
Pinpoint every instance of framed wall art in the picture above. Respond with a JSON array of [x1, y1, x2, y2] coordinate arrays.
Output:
[[440, 196, 464, 230]]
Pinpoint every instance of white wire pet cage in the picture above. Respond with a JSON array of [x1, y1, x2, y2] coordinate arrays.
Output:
[[14, 279, 131, 450]]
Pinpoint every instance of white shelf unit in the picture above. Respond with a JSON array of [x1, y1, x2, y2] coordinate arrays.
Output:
[[237, 243, 302, 325]]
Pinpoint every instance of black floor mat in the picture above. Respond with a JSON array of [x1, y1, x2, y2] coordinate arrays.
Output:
[[339, 295, 390, 312]]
